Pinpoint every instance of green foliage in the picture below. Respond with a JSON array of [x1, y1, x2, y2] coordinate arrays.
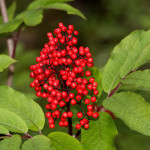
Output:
[[116, 133, 150, 150], [16, 9, 43, 26], [1, 0, 150, 149], [0, 54, 16, 72], [0, 86, 45, 131], [48, 132, 83, 150], [28, 0, 74, 10], [81, 112, 118, 150], [7, 1, 16, 21], [0, 0, 85, 35], [0, 125, 9, 134], [103, 92, 150, 136], [42, 3, 86, 19], [102, 30, 150, 93], [0, 108, 28, 133], [121, 70, 150, 91], [0, 135, 21, 150], [22, 135, 54, 150], [0, 19, 23, 34], [0, 1, 16, 23]]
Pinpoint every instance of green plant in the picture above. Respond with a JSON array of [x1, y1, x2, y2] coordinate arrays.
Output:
[[1, 0, 150, 150]]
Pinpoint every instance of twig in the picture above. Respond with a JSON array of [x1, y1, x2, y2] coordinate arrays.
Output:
[[0, 0, 14, 59], [0, 0, 23, 86]]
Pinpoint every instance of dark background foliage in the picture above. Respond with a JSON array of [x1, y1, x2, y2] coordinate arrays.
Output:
[[1, 0, 150, 149]]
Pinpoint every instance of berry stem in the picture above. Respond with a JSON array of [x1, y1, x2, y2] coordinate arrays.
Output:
[[75, 129, 81, 138], [67, 102, 73, 136]]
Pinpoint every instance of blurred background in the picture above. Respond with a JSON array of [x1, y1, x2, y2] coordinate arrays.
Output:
[[1, 0, 150, 149]]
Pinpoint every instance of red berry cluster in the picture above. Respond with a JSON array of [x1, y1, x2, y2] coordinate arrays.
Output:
[[30, 23, 99, 130]]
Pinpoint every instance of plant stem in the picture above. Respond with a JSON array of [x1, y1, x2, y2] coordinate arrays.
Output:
[[107, 83, 121, 97], [75, 130, 81, 138], [67, 101, 73, 136], [0, 0, 23, 87], [0, 134, 12, 139], [107, 70, 136, 98]]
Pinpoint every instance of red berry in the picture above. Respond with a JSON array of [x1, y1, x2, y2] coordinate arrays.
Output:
[[87, 111, 93, 116], [91, 97, 96, 103], [77, 112, 83, 118], [68, 25, 74, 31], [87, 105, 93, 111], [76, 124, 81, 130], [68, 111, 73, 118], [74, 30, 79, 35], [92, 112, 99, 118], [62, 112, 68, 118], [58, 23, 64, 28], [70, 99, 76, 105], [49, 124, 55, 129], [85, 99, 90, 104], [84, 124, 89, 129], [46, 112, 51, 118], [64, 121, 68, 127], [85, 71, 91, 77], [59, 121, 64, 127]]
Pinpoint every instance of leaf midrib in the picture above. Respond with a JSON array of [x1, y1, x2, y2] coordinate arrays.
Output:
[[0, 97, 39, 131]]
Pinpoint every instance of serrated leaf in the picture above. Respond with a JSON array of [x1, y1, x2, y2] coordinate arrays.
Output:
[[17, 9, 43, 26], [0, 1, 16, 23], [0, 54, 16, 72], [0, 86, 45, 131], [28, 0, 74, 10], [22, 135, 55, 150], [48, 132, 83, 150], [102, 30, 150, 93], [103, 92, 150, 136], [0, 19, 23, 34], [81, 112, 118, 150], [0, 135, 21, 150], [121, 70, 150, 91], [0, 108, 28, 133], [0, 125, 9, 134], [45, 3, 86, 19]]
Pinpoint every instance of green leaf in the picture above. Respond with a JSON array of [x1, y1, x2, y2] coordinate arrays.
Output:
[[45, 3, 86, 19], [28, 0, 74, 10], [0, 86, 45, 131], [121, 70, 150, 91], [0, 135, 21, 150], [23, 9, 43, 26], [0, 55, 16, 72], [48, 132, 83, 150], [0, 1, 16, 23], [22, 135, 55, 150], [102, 30, 150, 93], [81, 112, 118, 150], [87, 67, 103, 99], [0, 125, 9, 134], [16, 9, 43, 26], [7, 1, 16, 21], [103, 92, 150, 136], [0, 19, 23, 34], [0, 108, 28, 133]]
